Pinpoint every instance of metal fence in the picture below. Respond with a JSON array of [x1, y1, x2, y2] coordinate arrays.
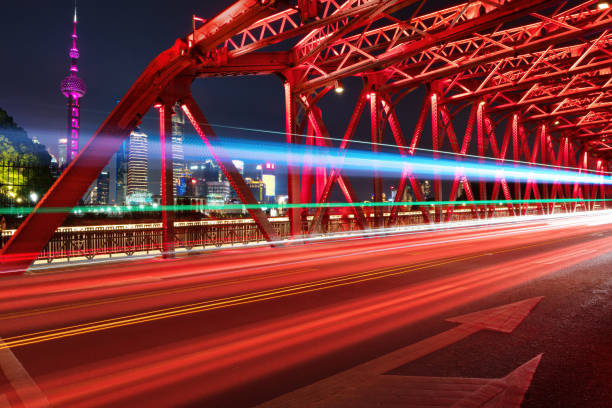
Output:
[[0, 204, 587, 263]]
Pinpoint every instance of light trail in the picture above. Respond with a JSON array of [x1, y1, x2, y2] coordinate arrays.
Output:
[[184, 123, 612, 175], [0, 198, 610, 216], [0, 208, 608, 274], [199, 138, 612, 182], [1, 217, 609, 349], [15, 108, 611, 176]]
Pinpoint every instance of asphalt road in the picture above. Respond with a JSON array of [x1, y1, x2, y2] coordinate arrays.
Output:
[[0, 213, 610, 407]]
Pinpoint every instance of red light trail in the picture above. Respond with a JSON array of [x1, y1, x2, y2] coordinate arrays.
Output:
[[0, 214, 610, 406]]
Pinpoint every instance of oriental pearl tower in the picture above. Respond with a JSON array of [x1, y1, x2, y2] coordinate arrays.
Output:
[[60, 5, 86, 166]]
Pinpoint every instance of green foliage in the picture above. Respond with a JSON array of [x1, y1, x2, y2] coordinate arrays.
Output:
[[0, 108, 53, 202]]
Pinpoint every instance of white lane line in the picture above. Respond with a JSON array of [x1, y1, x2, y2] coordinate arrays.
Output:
[[0, 338, 49, 408]]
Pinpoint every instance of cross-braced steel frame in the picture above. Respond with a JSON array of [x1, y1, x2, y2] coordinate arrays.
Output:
[[1, 0, 611, 273]]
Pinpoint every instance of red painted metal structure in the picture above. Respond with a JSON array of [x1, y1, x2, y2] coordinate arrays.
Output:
[[2, 0, 612, 273]]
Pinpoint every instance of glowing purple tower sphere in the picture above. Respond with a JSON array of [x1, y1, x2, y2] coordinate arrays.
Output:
[[60, 6, 86, 165]]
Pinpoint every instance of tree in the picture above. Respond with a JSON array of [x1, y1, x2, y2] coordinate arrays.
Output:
[[0, 108, 53, 204]]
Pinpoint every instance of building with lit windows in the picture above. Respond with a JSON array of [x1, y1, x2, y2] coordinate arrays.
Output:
[[247, 178, 265, 203], [96, 171, 110, 205], [260, 162, 276, 202], [126, 128, 149, 202], [172, 103, 186, 195], [206, 181, 231, 205], [112, 140, 129, 205], [57, 138, 67, 168]]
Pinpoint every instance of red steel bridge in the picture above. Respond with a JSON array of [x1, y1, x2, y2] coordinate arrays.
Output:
[[1, 0, 612, 273]]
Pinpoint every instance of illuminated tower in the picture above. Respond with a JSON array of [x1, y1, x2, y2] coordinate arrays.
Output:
[[59, 6, 86, 165]]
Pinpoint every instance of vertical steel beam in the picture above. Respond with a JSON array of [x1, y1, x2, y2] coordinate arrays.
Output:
[[300, 120, 315, 205], [536, 124, 550, 212], [476, 101, 486, 217], [563, 138, 571, 201], [538, 124, 549, 214], [314, 120, 328, 203], [284, 80, 302, 237], [570, 144, 585, 211], [430, 92, 442, 223], [370, 90, 383, 228], [159, 104, 175, 258], [596, 159, 604, 209], [512, 114, 521, 215], [601, 162, 608, 209], [584, 152, 592, 210]]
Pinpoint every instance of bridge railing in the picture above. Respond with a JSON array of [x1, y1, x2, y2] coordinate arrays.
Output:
[[0, 205, 596, 263]]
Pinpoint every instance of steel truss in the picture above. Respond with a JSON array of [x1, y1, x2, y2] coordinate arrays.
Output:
[[2, 0, 611, 273]]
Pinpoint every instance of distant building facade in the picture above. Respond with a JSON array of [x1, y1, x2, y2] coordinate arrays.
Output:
[[57, 138, 67, 168], [206, 181, 231, 205], [96, 171, 110, 204], [126, 128, 149, 202]]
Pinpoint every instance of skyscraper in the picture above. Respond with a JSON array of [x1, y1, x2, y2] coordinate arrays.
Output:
[[96, 171, 110, 205], [261, 162, 276, 202], [171, 103, 186, 195], [112, 140, 128, 205], [57, 138, 67, 168], [59, 6, 86, 165], [127, 128, 149, 202]]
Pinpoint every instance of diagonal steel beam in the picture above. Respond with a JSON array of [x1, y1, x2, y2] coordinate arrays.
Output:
[[181, 95, 280, 243]]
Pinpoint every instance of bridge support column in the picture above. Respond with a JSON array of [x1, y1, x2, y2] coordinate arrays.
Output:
[[538, 124, 550, 214], [431, 92, 442, 223], [512, 114, 521, 216], [158, 104, 175, 258], [369, 89, 383, 228], [284, 79, 302, 237]]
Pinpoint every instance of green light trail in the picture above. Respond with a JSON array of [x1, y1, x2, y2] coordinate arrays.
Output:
[[0, 198, 610, 216]]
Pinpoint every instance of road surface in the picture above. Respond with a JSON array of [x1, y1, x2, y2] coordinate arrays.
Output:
[[0, 213, 610, 407]]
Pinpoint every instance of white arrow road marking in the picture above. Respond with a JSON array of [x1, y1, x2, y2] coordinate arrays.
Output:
[[0, 338, 49, 408], [296, 354, 542, 408], [259, 297, 543, 408], [452, 354, 542, 408]]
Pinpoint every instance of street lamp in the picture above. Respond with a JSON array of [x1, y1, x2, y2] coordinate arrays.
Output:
[[598, 2, 610, 10], [334, 80, 344, 94], [30, 192, 38, 202]]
